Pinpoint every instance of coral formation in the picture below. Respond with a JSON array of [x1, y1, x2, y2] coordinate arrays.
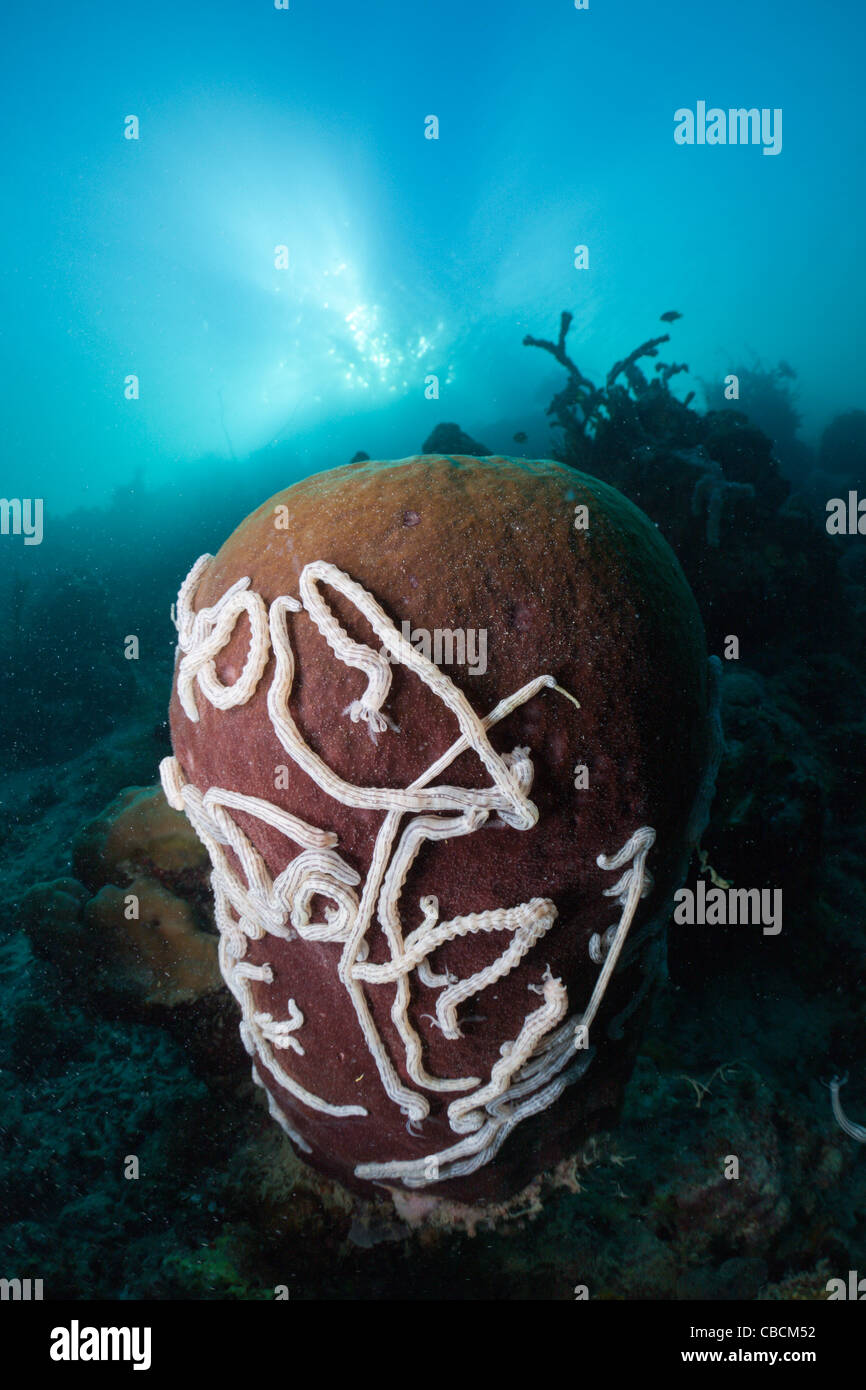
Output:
[[22, 785, 222, 1015], [73, 783, 210, 889], [421, 422, 491, 456], [163, 454, 716, 1203], [524, 311, 846, 663]]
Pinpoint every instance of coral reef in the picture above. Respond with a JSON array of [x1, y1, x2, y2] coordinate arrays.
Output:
[[524, 312, 846, 665], [4, 310, 866, 1299], [703, 359, 815, 487]]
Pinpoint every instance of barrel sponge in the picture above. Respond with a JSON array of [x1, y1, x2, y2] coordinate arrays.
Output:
[[164, 454, 714, 1203]]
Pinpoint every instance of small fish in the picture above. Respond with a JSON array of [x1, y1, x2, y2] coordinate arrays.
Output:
[[513, 430, 527, 444], [660, 310, 682, 323]]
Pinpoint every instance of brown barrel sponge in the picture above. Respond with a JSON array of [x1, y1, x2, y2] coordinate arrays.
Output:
[[161, 454, 718, 1204]]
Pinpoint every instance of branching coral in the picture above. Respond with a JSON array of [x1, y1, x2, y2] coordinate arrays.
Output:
[[524, 311, 701, 477], [523, 312, 605, 454], [606, 333, 671, 392], [522, 311, 792, 532]]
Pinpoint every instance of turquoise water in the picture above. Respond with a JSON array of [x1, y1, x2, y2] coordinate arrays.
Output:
[[1, 0, 863, 513]]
